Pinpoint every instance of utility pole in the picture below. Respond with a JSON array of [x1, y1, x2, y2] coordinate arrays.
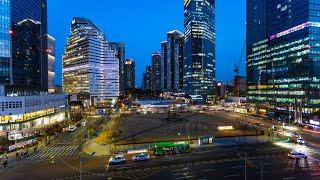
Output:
[[244, 153, 247, 180], [80, 160, 83, 180], [260, 162, 264, 180], [238, 152, 247, 180]]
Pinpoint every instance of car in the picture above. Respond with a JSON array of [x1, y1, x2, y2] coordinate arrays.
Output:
[[132, 153, 150, 162], [109, 155, 125, 165], [290, 132, 299, 138], [81, 120, 87, 127], [288, 151, 307, 159], [68, 125, 77, 132], [297, 137, 305, 144]]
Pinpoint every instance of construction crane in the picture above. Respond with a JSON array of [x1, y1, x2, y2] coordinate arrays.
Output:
[[234, 41, 246, 77]]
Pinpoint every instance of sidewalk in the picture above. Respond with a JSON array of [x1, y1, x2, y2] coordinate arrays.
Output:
[[82, 139, 110, 156], [0, 135, 58, 170]]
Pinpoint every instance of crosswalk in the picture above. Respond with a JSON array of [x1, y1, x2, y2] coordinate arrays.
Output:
[[27, 145, 80, 160], [108, 167, 163, 179]]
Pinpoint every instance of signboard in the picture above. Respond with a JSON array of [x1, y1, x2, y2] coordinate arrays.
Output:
[[198, 136, 214, 145]]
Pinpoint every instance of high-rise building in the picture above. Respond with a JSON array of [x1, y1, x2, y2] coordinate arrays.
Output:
[[47, 34, 55, 94], [161, 41, 168, 90], [184, 0, 216, 103], [142, 66, 152, 91], [234, 76, 246, 98], [110, 42, 126, 94], [124, 59, 135, 90], [151, 52, 162, 91], [0, 0, 48, 95], [166, 30, 184, 92], [63, 17, 119, 104], [247, 0, 320, 123]]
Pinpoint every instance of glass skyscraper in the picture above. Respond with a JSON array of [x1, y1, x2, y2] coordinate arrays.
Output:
[[142, 66, 152, 91], [63, 17, 119, 104], [184, 0, 216, 103], [0, 0, 48, 95], [124, 58, 135, 90], [110, 42, 126, 93], [161, 41, 168, 91], [47, 34, 55, 94], [166, 30, 184, 92], [247, 0, 320, 123], [151, 52, 162, 91]]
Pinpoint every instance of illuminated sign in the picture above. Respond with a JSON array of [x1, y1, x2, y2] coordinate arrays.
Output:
[[310, 120, 320, 126], [218, 126, 234, 131], [127, 149, 148, 154], [270, 21, 320, 40]]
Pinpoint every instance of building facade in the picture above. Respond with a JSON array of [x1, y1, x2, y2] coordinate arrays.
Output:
[[184, 0, 216, 103], [109, 42, 126, 94], [247, 0, 320, 123], [161, 41, 168, 91], [0, 94, 66, 131], [63, 17, 119, 104], [142, 66, 152, 91], [234, 76, 246, 98], [151, 52, 162, 91], [46, 34, 55, 94], [0, 0, 48, 95], [166, 30, 184, 92], [124, 59, 135, 90]]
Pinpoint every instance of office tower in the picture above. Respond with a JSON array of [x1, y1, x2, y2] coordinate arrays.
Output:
[[63, 17, 119, 104], [0, 0, 48, 95], [124, 59, 135, 90], [166, 30, 184, 92], [151, 52, 162, 91], [247, 0, 320, 123], [184, 0, 216, 103], [161, 41, 168, 90], [47, 34, 55, 94], [110, 42, 126, 94], [142, 66, 152, 91], [234, 76, 246, 98]]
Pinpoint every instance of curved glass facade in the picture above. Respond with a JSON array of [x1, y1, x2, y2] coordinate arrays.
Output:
[[63, 17, 119, 103]]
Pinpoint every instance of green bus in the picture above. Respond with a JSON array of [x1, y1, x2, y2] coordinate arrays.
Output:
[[152, 141, 190, 156]]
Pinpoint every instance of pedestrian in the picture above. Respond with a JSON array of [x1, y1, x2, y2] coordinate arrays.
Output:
[[16, 152, 19, 159], [3, 160, 7, 168]]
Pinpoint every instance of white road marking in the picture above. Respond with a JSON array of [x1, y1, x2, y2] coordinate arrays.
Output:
[[232, 165, 243, 169], [282, 177, 295, 180], [201, 168, 215, 172], [224, 174, 241, 178]]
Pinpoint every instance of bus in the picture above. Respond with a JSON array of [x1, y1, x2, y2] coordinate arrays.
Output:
[[151, 141, 190, 156]]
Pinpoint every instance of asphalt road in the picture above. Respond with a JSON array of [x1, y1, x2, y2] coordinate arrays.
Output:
[[106, 141, 320, 180], [1, 113, 319, 180], [0, 116, 107, 180]]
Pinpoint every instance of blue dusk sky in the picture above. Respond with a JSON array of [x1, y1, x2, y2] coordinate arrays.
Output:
[[48, 0, 246, 87]]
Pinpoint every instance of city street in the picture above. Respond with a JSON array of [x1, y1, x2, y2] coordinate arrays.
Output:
[[0, 112, 319, 180], [107, 142, 320, 180], [0, 116, 107, 180]]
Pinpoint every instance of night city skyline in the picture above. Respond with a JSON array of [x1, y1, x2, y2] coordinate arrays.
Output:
[[48, 0, 246, 87], [2, 0, 320, 179]]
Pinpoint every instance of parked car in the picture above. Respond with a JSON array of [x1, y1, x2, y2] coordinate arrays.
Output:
[[68, 125, 77, 132], [132, 153, 150, 162], [109, 155, 126, 165], [297, 137, 305, 144], [288, 151, 307, 159]]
